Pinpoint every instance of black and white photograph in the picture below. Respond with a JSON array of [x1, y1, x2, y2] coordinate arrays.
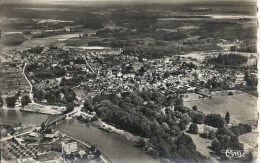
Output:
[[0, 0, 258, 162]]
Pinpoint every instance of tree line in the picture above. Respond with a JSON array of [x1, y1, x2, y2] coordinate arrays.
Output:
[[84, 90, 206, 161]]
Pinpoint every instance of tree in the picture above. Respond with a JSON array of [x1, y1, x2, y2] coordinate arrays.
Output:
[[192, 105, 198, 111], [205, 114, 226, 128], [64, 103, 74, 114], [191, 112, 205, 124], [208, 130, 216, 140], [214, 53, 247, 65], [149, 149, 160, 158], [90, 145, 96, 154], [174, 97, 183, 108], [231, 123, 252, 136], [225, 112, 230, 124], [189, 123, 198, 134], [181, 115, 191, 125], [137, 138, 146, 148], [179, 122, 187, 131], [6, 96, 16, 107], [163, 71, 171, 79], [91, 115, 99, 121], [162, 122, 170, 132], [211, 140, 221, 152], [171, 125, 182, 137], [216, 127, 235, 138], [34, 89, 44, 101], [244, 72, 258, 87], [0, 95, 3, 107], [230, 46, 236, 52], [41, 123, 46, 131], [45, 90, 58, 103], [175, 133, 204, 160], [220, 135, 231, 150], [21, 95, 31, 107], [27, 46, 44, 53], [95, 150, 102, 158], [139, 66, 146, 76], [84, 100, 94, 112], [63, 88, 76, 103], [227, 92, 233, 96]]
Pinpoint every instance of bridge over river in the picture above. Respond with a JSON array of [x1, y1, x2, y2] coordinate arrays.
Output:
[[41, 114, 66, 131]]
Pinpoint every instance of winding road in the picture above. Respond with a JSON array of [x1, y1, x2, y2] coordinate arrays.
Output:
[[21, 63, 109, 163], [22, 63, 90, 118], [22, 63, 34, 103], [22, 63, 65, 114]]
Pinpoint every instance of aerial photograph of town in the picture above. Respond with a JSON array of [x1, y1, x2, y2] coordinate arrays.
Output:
[[0, 0, 258, 162]]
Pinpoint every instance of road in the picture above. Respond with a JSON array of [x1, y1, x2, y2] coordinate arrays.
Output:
[[23, 63, 89, 117], [22, 63, 67, 114], [22, 63, 34, 103], [82, 54, 94, 72], [1, 125, 36, 142]]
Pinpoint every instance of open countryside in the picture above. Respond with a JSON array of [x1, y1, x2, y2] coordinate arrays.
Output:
[[0, 0, 258, 163], [185, 92, 258, 125]]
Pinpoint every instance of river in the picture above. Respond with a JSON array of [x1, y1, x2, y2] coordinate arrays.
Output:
[[0, 109, 159, 163], [158, 14, 256, 21]]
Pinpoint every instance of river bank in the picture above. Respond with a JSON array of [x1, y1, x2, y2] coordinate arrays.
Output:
[[84, 118, 159, 161], [1, 122, 110, 163], [1, 106, 21, 111], [20, 103, 65, 115], [91, 120, 142, 143], [1, 110, 159, 163], [2, 30, 159, 162], [0, 105, 64, 115], [65, 133, 111, 163]]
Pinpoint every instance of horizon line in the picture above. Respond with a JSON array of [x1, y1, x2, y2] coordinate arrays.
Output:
[[2, 0, 256, 5]]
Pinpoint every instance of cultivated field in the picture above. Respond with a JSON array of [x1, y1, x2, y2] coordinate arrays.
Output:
[[184, 92, 258, 125], [239, 129, 258, 162], [183, 93, 202, 102], [186, 133, 217, 162]]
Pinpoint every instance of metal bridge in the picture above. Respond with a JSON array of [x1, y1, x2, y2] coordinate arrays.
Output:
[[41, 114, 66, 131]]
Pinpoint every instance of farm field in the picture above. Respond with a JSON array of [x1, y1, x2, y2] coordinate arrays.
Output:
[[239, 129, 258, 162], [184, 92, 258, 125], [1, 68, 30, 95], [186, 133, 217, 162], [183, 93, 202, 102]]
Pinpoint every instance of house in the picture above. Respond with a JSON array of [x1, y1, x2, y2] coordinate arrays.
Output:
[[45, 134, 55, 140], [29, 132, 39, 138], [29, 72, 34, 76], [164, 57, 170, 63], [123, 73, 135, 79], [62, 141, 78, 154], [235, 74, 244, 85], [116, 71, 122, 77], [52, 63, 58, 68], [106, 69, 114, 78], [53, 130, 60, 137], [187, 87, 197, 92]]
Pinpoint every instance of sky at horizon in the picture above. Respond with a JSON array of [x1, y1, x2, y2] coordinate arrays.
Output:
[[2, 0, 256, 4]]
